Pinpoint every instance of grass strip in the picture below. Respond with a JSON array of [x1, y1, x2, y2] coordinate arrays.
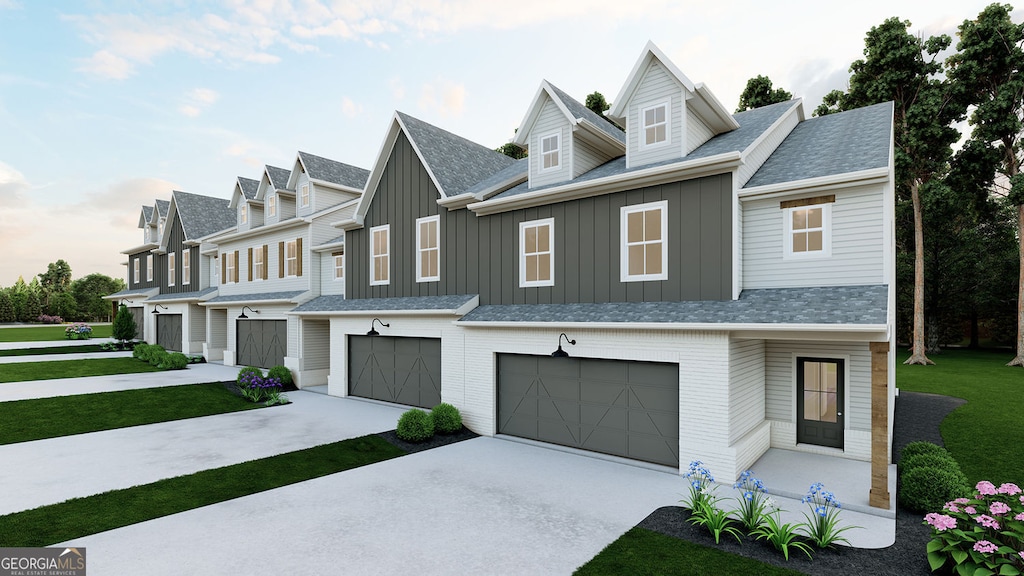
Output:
[[0, 325, 112, 342], [896, 348, 1024, 484], [0, 382, 261, 445], [574, 527, 804, 576], [0, 434, 406, 547], [0, 357, 161, 383], [0, 344, 110, 357]]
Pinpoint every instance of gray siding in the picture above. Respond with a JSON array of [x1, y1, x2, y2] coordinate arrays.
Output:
[[347, 132, 733, 303], [127, 251, 158, 291], [159, 218, 200, 293]]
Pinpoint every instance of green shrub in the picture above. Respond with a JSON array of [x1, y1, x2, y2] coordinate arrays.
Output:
[[148, 350, 169, 368], [138, 344, 164, 364], [133, 342, 150, 360], [900, 452, 959, 474], [898, 465, 971, 513], [396, 409, 434, 442], [268, 365, 294, 390], [237, 366, 263, 386], [899, 441, 948, 464], [431, 403, 462, 434], [160, 352, 189, 370]]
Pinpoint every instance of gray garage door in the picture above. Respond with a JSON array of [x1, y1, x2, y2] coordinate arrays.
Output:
[[156, 314, 182, 352], [348, 336, 441, 409], [498, 354, 679, 467], [237, 320, 287, 368], [129, 307, 144, 340]]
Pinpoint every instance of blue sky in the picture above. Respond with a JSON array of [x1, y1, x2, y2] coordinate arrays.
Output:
[[0, 0, 1000, 286]]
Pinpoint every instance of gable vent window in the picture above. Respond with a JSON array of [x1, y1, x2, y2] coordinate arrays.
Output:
[[541, 133, 560, 171], [621, 200, 668, 281], [782, 196, 834, 259], [641, 102, 669, 148]]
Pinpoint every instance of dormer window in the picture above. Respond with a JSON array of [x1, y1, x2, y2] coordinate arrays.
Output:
[[541, 133, 560, 171], [641, 101, 669, 148], [300, 184, 310, 207], [240, 204, 248, 224], [158, 218, 165, 239], [268, 195, 276, 217]]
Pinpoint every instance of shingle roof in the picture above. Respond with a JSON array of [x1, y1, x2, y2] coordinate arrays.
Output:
[[204, 291, 306, 304], [298, 151, 369, 190], [546, 82, 625, 144], [462, 157, 528, 198], [238, 177, 260, 200], [397, 112, 518, 197], [150, 287, 218, 302], [172, 190, 235, 241], [743, 102, 893, 188], [459, 285, 888, 325], [105, 287, 158, 299], [155, 199, 170, 218], [141, 205, 154, 223], [317, 234, 345, 247], [266, 165, 292, 191], [292, 294, 478, 314]]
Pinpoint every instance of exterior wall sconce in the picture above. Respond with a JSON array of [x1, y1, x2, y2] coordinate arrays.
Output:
[[552, 333, 576, 357], [120, 299, 134, 305], [151, 304, 169, 314], [238, 306, 259, 319], [367, 318, 389, 336]]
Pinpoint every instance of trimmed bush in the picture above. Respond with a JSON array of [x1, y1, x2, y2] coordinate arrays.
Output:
[[431, 403, 462, 434], [138, 344, 165, 364], [133, 342, 150, 360], [396, 409, 434, 442], [160, 352, 189, 370], [900, 451, 959, 474], [899, 441, 948, 464], [148, 349, 170, 368], [268, 365, 295, 390], [237, 366, 263, 386], [898, 465, 971, 513]]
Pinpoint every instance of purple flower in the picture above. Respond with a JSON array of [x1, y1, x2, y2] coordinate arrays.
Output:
[[965, 506, 977, 514], [998, 483, 1022, 496], [977, 481, 998, 496], [1015, 512, 1024, 521], [989, 501, 1011, 516], [973, 540, 997, 554], [975, 515, 1000, 530], [924, 513, 957, 532]]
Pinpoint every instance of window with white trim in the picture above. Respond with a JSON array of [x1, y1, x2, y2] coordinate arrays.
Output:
[[133, 259, 140, 284], [519, 218, 554, 287], [784, 202, 832, 259], [416, 215, 440, 282], [182, 250, 191, 285], [641, 101, 669, 148], [540, 133, 560, 171], [300, 184, 309, 207], [225, 252, 236, 284], [240, 204, 247, 224], [333, 252, 344, 281], [253, 247, 264, 280], [370, 225, 390, 285], [158, 217, 165, 239], [267, 194, 276, 217], [285, 239, 298, 277], [146, 255, 153, 282], [621, 201, 668, 281], [167, 252, 176, 286]]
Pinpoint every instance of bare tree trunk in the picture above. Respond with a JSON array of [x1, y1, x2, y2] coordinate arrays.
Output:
[[906, 180, 934, 365], [1008, 203, 1024, 366]]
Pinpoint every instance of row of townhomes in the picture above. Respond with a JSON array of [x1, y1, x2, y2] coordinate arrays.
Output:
[[107, 42, 897, 509]]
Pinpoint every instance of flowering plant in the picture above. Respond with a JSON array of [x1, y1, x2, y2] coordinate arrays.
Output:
[[37, 315, 63, 324], [799, 482, 858, 548], [731, 470, 770, 532], [64, 323, 93, 340], [237, 372, 289, 405], [924, 481, 1024, 575], [681, 460, 716, 512]]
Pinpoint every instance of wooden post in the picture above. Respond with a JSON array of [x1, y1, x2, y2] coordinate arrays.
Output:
[[869, 341, 891, 508]]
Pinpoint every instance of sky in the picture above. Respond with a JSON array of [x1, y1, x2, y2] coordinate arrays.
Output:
[[0, 0, 1007, 287]]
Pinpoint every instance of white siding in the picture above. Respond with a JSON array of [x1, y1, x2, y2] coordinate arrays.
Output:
[[626, 60, 685, 169], [729, 339, 765, 444], [736, 107, 799, 188], [741, 184, 886, 289], [204, 307, 228, 361], [320, 252, 345, 296], [296, 173, 313, 217], [529, 98, 572, 188], [237, 205, 251, 232], [313, 184, 360, 213], [216, 226, 312, 296], [573, 138, 610, 178], [685, 107, 714, 154]]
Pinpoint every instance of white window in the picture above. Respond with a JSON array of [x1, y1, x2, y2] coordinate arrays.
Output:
[[240, 204, 247, 224], [267, 195, 276, 217], [182, 250, 190, 285], [167, 252, 176, 286], [641, 101, 669, 148], [146, 255, 153, 282], [285, 239, 299, 277], [253, 247, 264, 280], [225, 252, 236, 284], [333, 252, 344, 281], [370, 225, 390, 286], [133, 259, 140, 283], [621, 201, 668, 281], [416, 215, 440, 282], [540, 133, 560, 171], [784, 203, 831, 259], [158, 217, 165, 239], [300, 184, 310, 207], [519, 218, 554, 287]]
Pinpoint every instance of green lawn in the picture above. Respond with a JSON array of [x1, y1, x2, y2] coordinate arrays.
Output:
[[0, 382, 261, 445], [0, 344, 109, 357], [0, 435, 406, 547], [0, 324, 112, 342], [0, 357, 161, 383], [574, 528, 804, 576], [896, 348, 1024, 484]]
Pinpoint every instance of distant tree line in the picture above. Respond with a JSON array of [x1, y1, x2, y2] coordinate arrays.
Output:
[[0, 260, 124, 323]]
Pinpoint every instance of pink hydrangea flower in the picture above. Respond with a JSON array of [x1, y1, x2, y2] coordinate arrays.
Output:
[[944, 498, 970, 513], [990, 501, 1011, 515], [975, 515, 1001, 530], [965, 506, 978, 514], [977, 481, 998, 496], [974, 540, 998, 554], [925, 513, 957, 532], [998, 483, 1022, 496], [1015, 513, 1024, 521], [1019, 551, 1024, 561]]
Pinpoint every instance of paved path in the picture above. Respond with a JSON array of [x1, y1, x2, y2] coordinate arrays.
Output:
[[0, 362, 242, 401]]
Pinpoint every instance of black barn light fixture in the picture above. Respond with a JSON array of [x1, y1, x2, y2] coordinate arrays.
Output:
[[367, 318, 389, 336], [120, 299, 134, 305], [238, 306, 259, 319], [551, 333, 576, 357], [151, 304, 168, 314]]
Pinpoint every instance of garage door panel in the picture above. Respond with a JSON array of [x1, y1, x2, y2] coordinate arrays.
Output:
[[630, 437, 678, 465], [538, 419, 579, 445], [580, 404, 626, 429], [348, 336, 441, 409], [629, 385, 677, 410], [581, 382, 629, 406], [236, 320, 286, 368], [581, 360, 627, 381], [629, 411, 676, 436], [581, 427, 627, 455], [157, 315, 182, 352]]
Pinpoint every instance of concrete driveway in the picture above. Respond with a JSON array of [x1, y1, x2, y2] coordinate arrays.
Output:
[[60, 437, 684, 575]]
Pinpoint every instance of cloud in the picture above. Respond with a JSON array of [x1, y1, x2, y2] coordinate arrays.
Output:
[[0, 161, 29, 206], [341, 96, 361, 118], [389, 77, 406, 101], [418, 79, 465, 118], [77, 50, 133, 80], [179, 88, 219, 117]]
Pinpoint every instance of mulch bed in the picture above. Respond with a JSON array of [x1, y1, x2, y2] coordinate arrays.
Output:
[[377, 426, 478, 454], [639, 390, 966, 575]]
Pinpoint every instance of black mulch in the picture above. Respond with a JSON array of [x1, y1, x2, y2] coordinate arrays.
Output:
[[639, 391, 967, 576], [378, 426, 479, 454]]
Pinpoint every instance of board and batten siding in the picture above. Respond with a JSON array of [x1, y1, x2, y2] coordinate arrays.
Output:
[[685, 107, 715, 154], [346, 130, 733, 304], [741, 183, 886, 289], [529, 98, 571, 188], [159, 220, 201, 293], [764, 340, 871, 432], [127, 251, 158, 291], [728, 339, 765, 444], [216, 226, 310, 296], [626, 60, 684, 168]]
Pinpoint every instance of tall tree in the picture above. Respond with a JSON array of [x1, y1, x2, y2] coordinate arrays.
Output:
[[496, 142, 527, 159], [947, 3, 1024, 365], [585, 91, 610, 116], [0, 291, 14, 323], [735, 75, 793, 112], [112, 304, 137, 347], [816, 18, 966, 365], [71, 274, 124, 322], [38, 260, 72, 294]]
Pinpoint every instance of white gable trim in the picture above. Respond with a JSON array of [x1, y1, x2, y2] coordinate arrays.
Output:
[[609, 41, 694, 121], [513, 81, 577, 147]]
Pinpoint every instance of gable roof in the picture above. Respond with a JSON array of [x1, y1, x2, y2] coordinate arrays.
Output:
[[167, 190, 235, 243], [266, 165, 292, 191], [512, 80, 625, 152], [155, 199, 170, 218], [139, 205, 154, 228], [743, 102, 894, 189], [607, 41, 738, 134], [238, 176, 259, 200], [295, 151, 369, 191]]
